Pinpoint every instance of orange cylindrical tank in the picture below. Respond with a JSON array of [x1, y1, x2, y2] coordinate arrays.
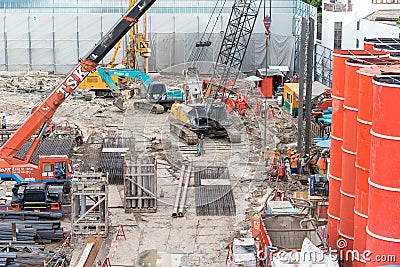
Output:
[[329, 50, 388, 251], [328, 174, 341, 250], [366, 76, 400, 265], [363, 42, 374, 50], [331, 50, 388, 98], [354, 65, 400, 259]]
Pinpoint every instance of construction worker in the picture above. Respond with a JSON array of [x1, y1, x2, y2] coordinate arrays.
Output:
[[75, 126, 84, 146], [197, 134, 205, 156], [284, 147, 292, 164], [270, 148, 280, 166], [317, 153, 327, 174], [290, 151, 298, 174], [309, 154, 318, 174], [264, 146, 270, 168], [1, 116, 6, 129], [300, 154, 309, 175]]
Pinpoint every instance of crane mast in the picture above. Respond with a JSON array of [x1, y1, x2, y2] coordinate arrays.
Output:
[[204, 0, 262, 101]]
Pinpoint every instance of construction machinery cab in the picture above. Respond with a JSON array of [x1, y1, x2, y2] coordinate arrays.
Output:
[[11, 182, 63, 210], [147, 82, 184, 103], [38, 155, 73, 183]]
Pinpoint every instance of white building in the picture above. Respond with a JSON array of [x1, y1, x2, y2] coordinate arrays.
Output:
[[321, 0, 400, 50]]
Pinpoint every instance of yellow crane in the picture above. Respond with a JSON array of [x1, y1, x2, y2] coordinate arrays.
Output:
[[79, 0, 151, 95]]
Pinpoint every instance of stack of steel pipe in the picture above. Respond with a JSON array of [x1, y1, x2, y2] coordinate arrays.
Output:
[[0, 211, 64, 241], [366, 75, 400, 265], [0, 253, 17, 267], [353, 64, 400, 266]]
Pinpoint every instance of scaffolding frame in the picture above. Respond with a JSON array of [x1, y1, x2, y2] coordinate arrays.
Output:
[[314, 43, 332, 87], [71, 172, 108, 241]]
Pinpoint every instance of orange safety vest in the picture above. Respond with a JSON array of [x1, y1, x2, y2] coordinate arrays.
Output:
[[264, 150, 270, 160], [286, 149, 292, 158], [317, 158, 327, 170], [290, 155, 298, 167]]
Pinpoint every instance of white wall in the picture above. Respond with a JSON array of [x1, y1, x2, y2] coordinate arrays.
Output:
[[322, 10, 356, 50], [358, 20, 400, 48]]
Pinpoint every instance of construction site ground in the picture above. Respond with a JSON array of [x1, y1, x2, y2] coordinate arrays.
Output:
[[0, 72, 307, 267]]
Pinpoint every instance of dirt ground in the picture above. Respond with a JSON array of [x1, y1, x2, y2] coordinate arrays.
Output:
[[0, 71, 307, 267]]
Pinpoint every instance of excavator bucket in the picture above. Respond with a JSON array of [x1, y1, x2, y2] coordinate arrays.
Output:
[[113, 95, 126, 111]]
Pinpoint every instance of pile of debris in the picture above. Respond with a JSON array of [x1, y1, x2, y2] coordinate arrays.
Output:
[[0, 71, 61, 93]]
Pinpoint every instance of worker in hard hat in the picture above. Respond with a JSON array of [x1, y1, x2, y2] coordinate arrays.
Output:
[[270, 148, 280, 166], [290, 150, 298, 174], [300, 153, 310, 175], [317, 152, 328, 174], [309, 154, 317, 174]]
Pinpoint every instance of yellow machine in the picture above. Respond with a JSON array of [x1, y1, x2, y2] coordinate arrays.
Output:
[[169, 102, 241, 145], [79, 0, 151, 95]]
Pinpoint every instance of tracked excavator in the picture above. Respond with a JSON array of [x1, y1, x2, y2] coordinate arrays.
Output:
[[169, 0, 262, 145], [0, 0, 156, 210], [97, 67, 184, 113]]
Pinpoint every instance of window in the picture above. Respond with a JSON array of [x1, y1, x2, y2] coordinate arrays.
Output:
[[287, 93, 292, 103], [356, 39, 359, 48], [334, 22, 343, 49], [43, 164, 54, 172], [357, 20, 360, 30]]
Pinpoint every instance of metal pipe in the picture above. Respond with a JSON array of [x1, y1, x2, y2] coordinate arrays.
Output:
[[178, 163, 192, 217], [172, 164, 186, 217]]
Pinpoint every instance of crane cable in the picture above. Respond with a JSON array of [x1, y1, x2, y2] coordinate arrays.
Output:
[[189, 0, 229, 65]]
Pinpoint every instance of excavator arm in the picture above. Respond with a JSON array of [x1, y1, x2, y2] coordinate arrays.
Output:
[[99, 67, 153, 92], [97, 67, 153, 111], [0, 0, 156, 159]]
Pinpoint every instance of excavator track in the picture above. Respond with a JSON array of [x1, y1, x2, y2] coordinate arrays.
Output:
[[170, 122, 198, 145], [133, 99, 165, 114]]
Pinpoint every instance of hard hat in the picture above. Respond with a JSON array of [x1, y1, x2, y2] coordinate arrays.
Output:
[[287, 147, 291, 150], [253, 213, 259, 219], [273, 148, 277, 151], [293, 150, 297, 153]]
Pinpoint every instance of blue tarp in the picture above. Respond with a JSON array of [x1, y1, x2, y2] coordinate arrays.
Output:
[[316, 139, 331, 148]]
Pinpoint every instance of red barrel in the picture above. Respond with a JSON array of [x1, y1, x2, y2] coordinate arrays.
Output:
[[354, 65, 400, 261], [366, 76, 400, 266]]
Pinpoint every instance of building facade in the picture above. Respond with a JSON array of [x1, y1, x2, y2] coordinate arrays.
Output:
[[321, 0, 400, 50]]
